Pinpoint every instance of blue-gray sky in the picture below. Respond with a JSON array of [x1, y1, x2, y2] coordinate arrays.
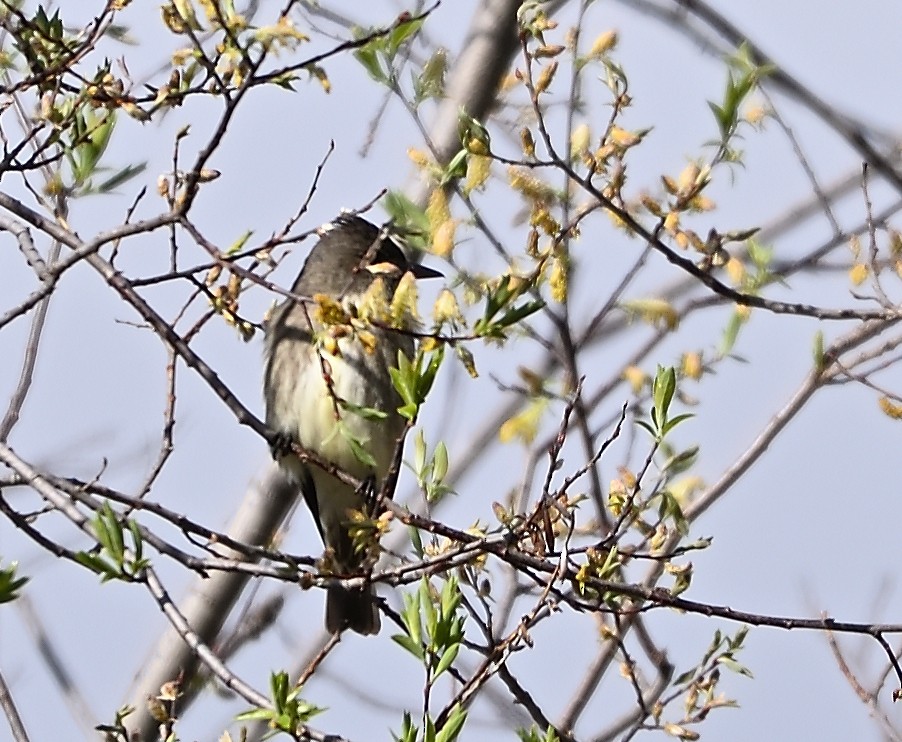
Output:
[[2, 2, 901, 740]]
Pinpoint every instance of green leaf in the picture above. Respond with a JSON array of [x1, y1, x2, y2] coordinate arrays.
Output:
[[408, 525, 424, 558], [413, 428, 427, 475], [383, 191, 430, 249], [92, 513, 113, 554], [392, 633, 424, 660], [76, 112, 116, 182], [225, 229, 253, 256], [414, 48, 447, 102], [708, 101, 729, 139], [457, 109, 491, 151], [127, 519, 144, 564], [337, 421, 378, 468], [496, 298, 546, 328], [812, 330, 825, 370], [660, 412, 695, 437], [432, 441, 448, 481], [238, 671, 323, 730], [418, 345, 445, 399], [661, 445, 699, 476], [235, 708, 273, 722], [652, 365, 675, 418], [440, 576, 461, 616], [419, 578, 437, 638], [271, 670, 289, 706], [103, 504, 125, 561], [433, 642, 459, 679], [401, 589, 422, 646], [74, 551, 118, 581], [96, 162, 147, 194], [435, 705, 467, 742], [393, 712, 419, 742], [424, 715, 437, 742], [702, 629, 725, 665], [656, 491, 689, 536], [517, 725, 561, 742], [473, 276, 543, 339], [441, 148, 469, 184], [390, 350, 417, 406], [717, 655, 754, 678], [730, 626, 749, 650], [454, 345, 478, 378], [353, 43, 388, 83], [388, 16, 424, 55], [746, 238, 773, 269], [340, 400, 389, 421], [720, 308, 746, 355], [270, 72, 298, 90], [391, 348, 442, 421], [0, 561, 28, 604]]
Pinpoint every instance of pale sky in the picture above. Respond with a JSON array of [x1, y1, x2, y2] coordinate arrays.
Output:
[[2, 1, 902, 740]]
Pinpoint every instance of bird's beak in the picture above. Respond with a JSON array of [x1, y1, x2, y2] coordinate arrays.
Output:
[[410, 262, 443, 279]]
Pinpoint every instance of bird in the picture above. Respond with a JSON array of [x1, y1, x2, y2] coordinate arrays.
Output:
[[263, 213, 441, 634]]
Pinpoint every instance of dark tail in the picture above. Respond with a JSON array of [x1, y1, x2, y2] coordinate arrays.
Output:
[[326, 583, 380, 635]]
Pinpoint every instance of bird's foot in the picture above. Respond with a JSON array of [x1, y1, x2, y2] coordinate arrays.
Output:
[[358, 475, 380, 516], [269, 430, 295, 461]]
